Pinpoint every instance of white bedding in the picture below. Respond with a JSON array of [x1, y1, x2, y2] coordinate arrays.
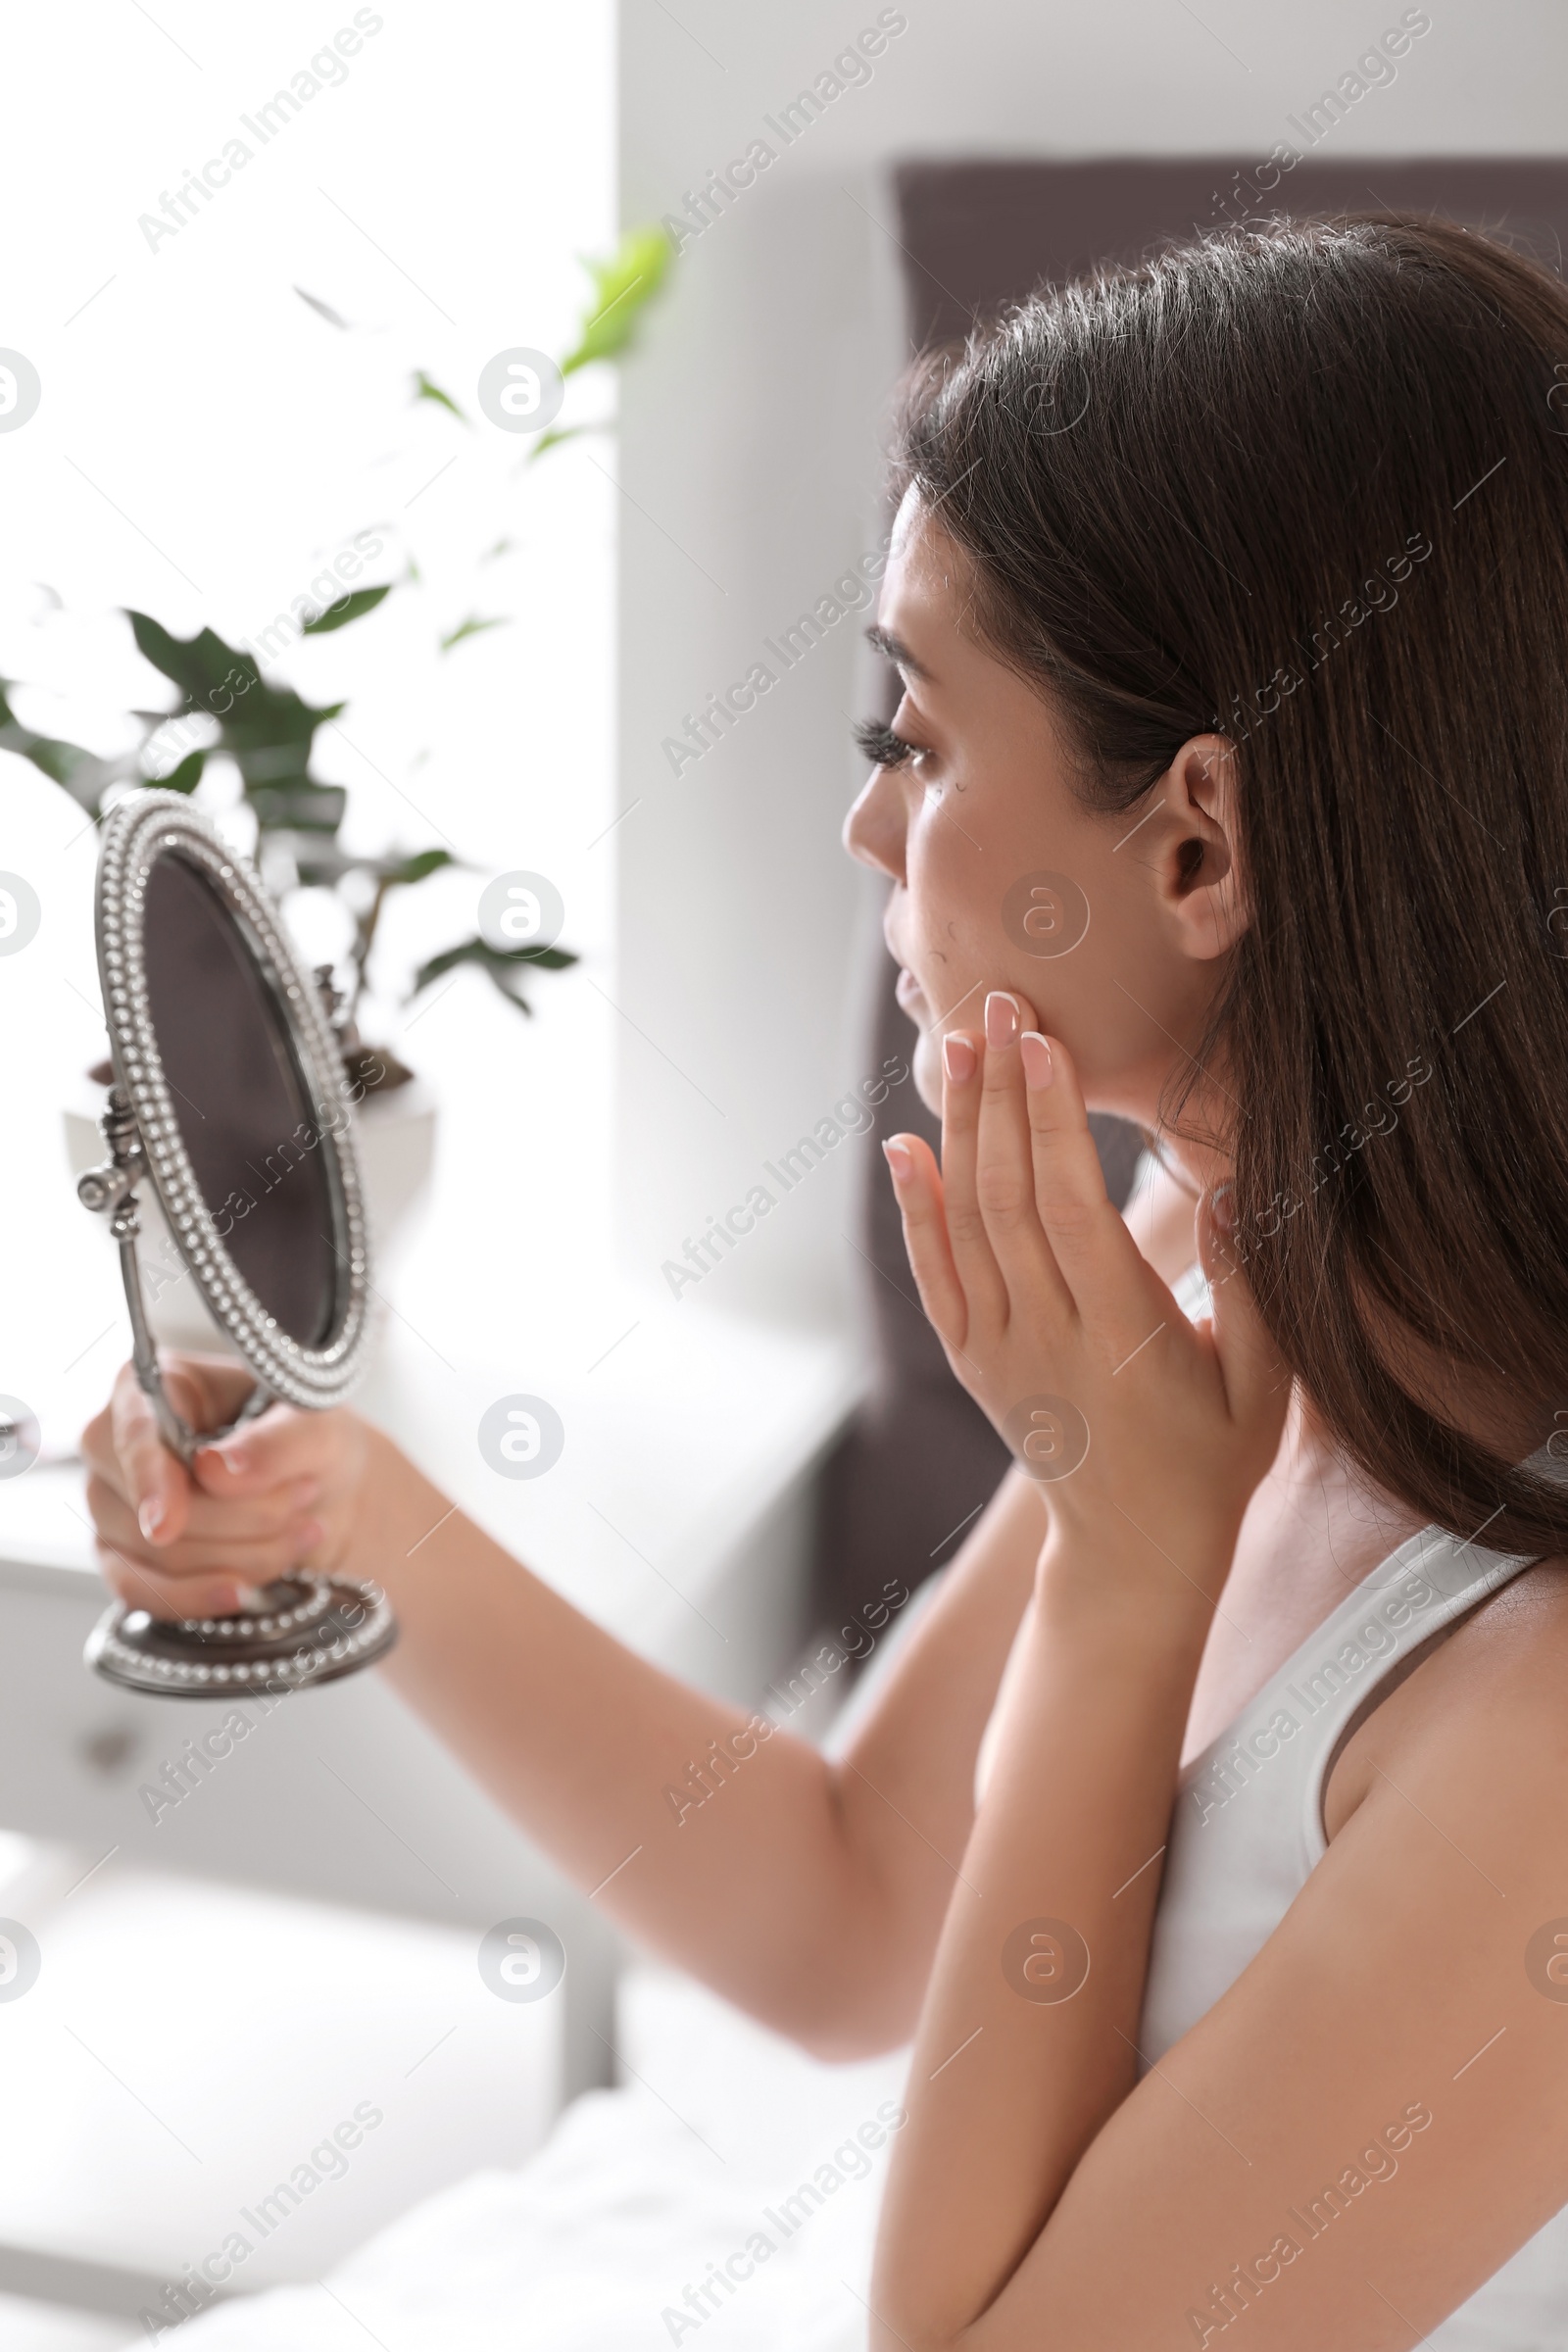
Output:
[[133, 1964, 913, 2350], [128, 1588, 947, 2349]]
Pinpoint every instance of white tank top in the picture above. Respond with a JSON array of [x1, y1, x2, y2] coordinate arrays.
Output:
[[975, 1251, 1568, 2346]]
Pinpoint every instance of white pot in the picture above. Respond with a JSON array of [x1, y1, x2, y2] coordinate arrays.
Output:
[[63, 1076, 437, 1359]]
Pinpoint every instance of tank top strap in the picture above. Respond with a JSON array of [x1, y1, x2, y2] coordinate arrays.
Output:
[[1291, 1502, 1561, 1865], [1141, 1444, 1568, 2075], [1182, 1445, 1568, 1881], [1165, 1254, 1563, 1868]]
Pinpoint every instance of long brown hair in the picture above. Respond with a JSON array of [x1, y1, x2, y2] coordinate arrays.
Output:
[[889, 210, 1568, 1558]]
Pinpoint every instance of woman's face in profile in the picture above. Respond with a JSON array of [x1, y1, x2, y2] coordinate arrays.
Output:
[[843, 489, 1236, 1134]]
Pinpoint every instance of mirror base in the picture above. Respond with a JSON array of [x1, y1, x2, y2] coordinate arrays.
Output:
[[84, 1575, 397, 1696]]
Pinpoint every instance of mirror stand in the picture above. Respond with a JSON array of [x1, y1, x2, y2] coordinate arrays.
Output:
[[74, 785, 401, 1703], [79, 1083, 396, 1697], [78, 1085, 273, 1461]]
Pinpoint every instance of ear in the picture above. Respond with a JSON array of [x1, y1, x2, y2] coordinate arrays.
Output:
[[1152, 733, 1249, 962]]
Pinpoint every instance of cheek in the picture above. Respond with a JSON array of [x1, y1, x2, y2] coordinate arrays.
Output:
[[903, 779, 1110, 1038], [906, 802, 985, 954]]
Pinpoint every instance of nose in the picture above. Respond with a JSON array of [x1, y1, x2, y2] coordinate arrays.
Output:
[[842, 763, 906, 882]]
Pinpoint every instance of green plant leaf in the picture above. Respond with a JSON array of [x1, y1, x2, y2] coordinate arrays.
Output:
[[125, 613, 343, 809], [157, 750, 206, 796], [0, 679, 116, 813], [439, 614, 511, 653], [410, 932, 578, 1013], [294, 841, 463, 908], [292, 843, 363, 888], [525, 421, 603, 465], [245, 780, 348, 833], [303, 584, 392, 635], [125, 609, 356, 847], [127, 612, 241, 704], [413, 369, 469, 423], [379, 847, 461, 888], [560, 223, 674, 377]]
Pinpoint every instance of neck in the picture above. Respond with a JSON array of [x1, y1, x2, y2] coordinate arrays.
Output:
[[1137, 1118, 1555, 1476], [1140, 1131, 1553, 1472]]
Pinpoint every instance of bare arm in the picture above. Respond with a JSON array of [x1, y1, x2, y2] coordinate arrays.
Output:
[[345, 1429, 1051, 2056], [877, 1556, 1568, 2351], [865, 1004, 1568, 2350], [82, 1364, 1044, 2057], [80, 1143, 1181, 2058]]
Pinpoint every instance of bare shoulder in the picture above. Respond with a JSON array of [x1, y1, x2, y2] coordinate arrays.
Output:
[[1326, 1555, 1568, 1840]]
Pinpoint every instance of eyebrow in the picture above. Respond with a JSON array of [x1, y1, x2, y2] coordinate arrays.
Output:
[[864, 623, 934, 683]]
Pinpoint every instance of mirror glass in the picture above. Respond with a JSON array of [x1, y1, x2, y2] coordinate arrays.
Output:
[[141, 847, 339, 1347]]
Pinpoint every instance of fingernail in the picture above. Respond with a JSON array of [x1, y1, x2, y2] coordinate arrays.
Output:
[[296, 1519, 326, 1554], [882, 1138, 912, 1180], [943, 1033, 977, 1084], [985, 992, 1019, 1050], [1019, 1031, 1054, 1089], [291, 1477, 321, 1507], [1210, 1182, 1236, 1237], [138, 1497, 166, 1543], [233, 1584, 268, 1613]]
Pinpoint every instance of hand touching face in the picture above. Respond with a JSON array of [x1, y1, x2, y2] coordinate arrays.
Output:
[[881, 989, 1289, 1606]]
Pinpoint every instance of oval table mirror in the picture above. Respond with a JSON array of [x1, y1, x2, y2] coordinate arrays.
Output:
[[76, 789, 397, 1695]]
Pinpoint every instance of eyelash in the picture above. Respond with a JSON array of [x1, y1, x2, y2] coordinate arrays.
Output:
[[854, 716, 926, 769]]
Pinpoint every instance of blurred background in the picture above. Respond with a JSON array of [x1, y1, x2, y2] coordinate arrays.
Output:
[[0, 1, 1564, 2340]]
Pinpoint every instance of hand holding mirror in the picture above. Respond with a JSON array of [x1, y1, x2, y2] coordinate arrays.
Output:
[[76, 790, 396, 1694]]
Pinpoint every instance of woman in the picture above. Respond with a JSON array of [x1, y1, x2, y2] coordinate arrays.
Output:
[[84, 210, 1568, 2346]]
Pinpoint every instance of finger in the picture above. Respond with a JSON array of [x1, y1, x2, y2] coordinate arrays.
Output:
[[88, 1471, 322, 1567], [106, 1361, 194, 1545], [190, 1400, 338, 1498], [157, 1475, 323, 1546], [88, 1483, 252, 1617], [82, 1356, 257, 1522], [95, 1539, 261, 1623], [936, 1027, 1009, 1330], [1020, 1029, 1152, 1335], [158, 1351, 267, 1434], [975, 991, 1073, 1315], [1197, 1186, 1293, 1441], [82, 1404, 320, 1544], [881, 1133, 969, 1352], [79, 1398, 123, 1492], [88, 1478, 324, 1614]]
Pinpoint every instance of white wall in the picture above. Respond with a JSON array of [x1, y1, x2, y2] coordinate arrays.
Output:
[[0, 0, 616, 1449], [613, 0, 1568, 1328]]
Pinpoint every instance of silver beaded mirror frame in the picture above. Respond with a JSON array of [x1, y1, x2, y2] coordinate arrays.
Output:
[[77, 789, 396, 1695]]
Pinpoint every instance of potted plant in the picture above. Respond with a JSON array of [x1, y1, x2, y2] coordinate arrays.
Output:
[[5, 225, 674, 1343]]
